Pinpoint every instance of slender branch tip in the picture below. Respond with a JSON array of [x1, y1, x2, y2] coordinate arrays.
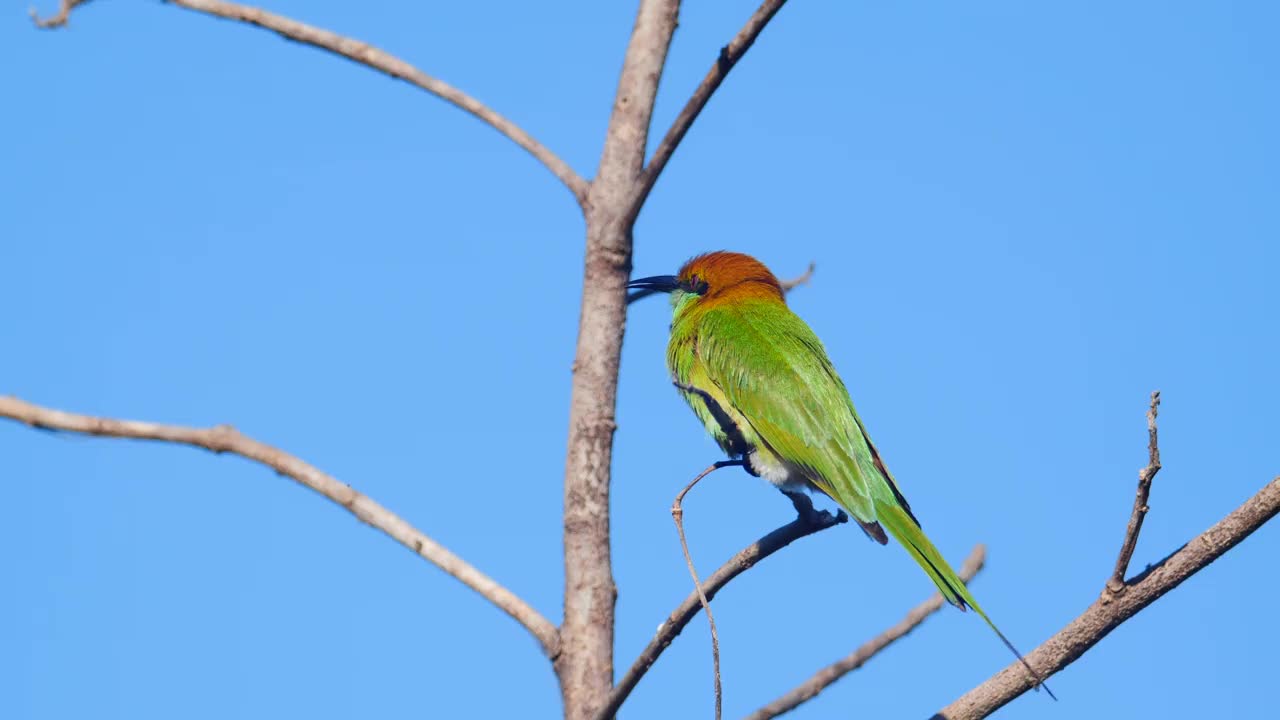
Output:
[[30, 0, 88, 29], [635, 0, 790, 212], [597, 482, 845, 720], [781, 262, 816, 293], [29, 0, 586, 203], [1110, 390, 1163, 591]]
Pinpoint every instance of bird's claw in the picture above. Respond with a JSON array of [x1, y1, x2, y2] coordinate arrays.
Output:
[[783, 490, 848, 527]]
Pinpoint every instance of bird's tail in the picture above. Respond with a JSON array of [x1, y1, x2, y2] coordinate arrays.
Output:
[[875, 499, 1056, 700]]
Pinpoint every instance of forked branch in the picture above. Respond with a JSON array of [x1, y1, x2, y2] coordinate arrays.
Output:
[[632, 0, 790, 214], [932, 393, 1278, 719], [0, 396, 560, 657], [934, 476, 1279, 719], [556, 1, 680, 715], [744, 393, 1277, 719], [595, 493, 847, 720], [31, 0, 589, 205]]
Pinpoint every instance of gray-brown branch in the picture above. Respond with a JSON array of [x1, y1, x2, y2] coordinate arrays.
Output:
[[632, 0, 790, 216], [934, 476, 1280, 719], [28, 0, 88, 28], [778, 262, 815, 292], [594, 497, 847, 720], [557, 1, 679, 717], [1109, 390, 1161, 591], [746, 545, 986, 720], [0, 396, 560, 657], [31, 0, 588, 205]]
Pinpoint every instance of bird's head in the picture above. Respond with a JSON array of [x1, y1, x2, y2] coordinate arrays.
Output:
[[628, 251, 785, 318]]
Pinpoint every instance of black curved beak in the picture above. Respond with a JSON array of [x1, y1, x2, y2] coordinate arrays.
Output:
[[626, 275, 680, 293]]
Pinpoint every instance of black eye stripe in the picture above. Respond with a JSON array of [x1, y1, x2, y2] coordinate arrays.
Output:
[[683, 275, 710, 295]]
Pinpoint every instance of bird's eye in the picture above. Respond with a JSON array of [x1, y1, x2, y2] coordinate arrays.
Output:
[[689, 274, 709, 295]]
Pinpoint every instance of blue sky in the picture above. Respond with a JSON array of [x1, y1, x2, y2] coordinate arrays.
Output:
[[3, 1, 1278, 718]]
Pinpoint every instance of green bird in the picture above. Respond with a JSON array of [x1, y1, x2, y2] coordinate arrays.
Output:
[[629, 250, 1048, 693]]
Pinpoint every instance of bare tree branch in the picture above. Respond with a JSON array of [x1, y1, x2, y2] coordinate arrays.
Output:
[[935, 396, 1276, 718], [632, 0, 790, 215], [29, 0, 88, 28], [1108, 390, 1162, 591], [595, 494, 847, 720], [934, 475, 1280, 719], [779, 262, 815, 292], [30, 0, 589, 205], [747, 545, 986, 720], [0, 395, 560, 657], [557, 2, 680, 717]]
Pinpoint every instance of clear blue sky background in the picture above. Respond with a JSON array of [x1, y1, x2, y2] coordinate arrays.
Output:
[[3, 2, 1277, 718]]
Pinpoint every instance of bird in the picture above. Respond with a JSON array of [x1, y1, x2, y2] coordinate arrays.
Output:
[[628, 250, 1050, 694]]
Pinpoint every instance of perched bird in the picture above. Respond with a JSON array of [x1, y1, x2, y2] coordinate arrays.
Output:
[[629, 250, 1048, 692]]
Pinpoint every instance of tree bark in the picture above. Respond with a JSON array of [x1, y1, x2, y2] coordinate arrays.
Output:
[[933, 475, 1280, 719], [556, 3, 678, 718]]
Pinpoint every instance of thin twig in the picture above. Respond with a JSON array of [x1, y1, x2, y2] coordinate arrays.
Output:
[[935, 475, 1280, 720], [1108, 390, 1162, 591], [779, 262, 815, 292], [31, 0, 589, 205], [631, 0, 790, 216], [672, 460, 743, 720], [746, 545, 986, 720], [29, 0, 89, 28], [0, 396, 560, 657], [595, 496, 847, 720]]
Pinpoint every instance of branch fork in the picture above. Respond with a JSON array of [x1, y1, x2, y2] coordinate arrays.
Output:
[[933, 393, 1280, 719]]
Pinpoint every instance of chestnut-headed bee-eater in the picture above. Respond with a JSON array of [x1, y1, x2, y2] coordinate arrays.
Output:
[[629, 250, 1047, 691]]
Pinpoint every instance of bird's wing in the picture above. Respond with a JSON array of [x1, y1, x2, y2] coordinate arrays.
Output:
[[691, 298, 1046, 685], [694, 300, 897, 525]]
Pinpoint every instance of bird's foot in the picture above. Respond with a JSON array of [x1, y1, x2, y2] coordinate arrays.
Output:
[[783, 490, 847, 527]]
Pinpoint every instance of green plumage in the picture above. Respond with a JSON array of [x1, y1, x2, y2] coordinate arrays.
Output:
[[632, 251, 1047, 694], [667, 289, 1003, 636]]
